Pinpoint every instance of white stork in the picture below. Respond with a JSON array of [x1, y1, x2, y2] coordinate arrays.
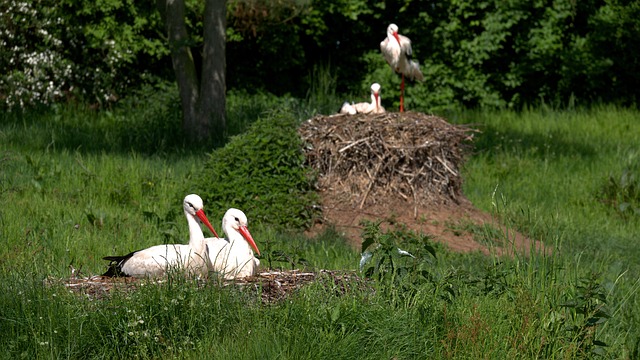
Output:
[[102, 194, 219, 278], [380, 23, 424, 112], [205, 208, 261, 280], [340, 83, 385, 115], [352, 83, 385, 114]]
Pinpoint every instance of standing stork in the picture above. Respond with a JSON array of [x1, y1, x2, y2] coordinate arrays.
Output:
[[380, 23, 424, 112], [102, 194, 219, 278], [205, 208, 261, 280]]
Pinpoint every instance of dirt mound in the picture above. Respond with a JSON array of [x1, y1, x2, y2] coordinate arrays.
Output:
[[299, 112, 545, 255]]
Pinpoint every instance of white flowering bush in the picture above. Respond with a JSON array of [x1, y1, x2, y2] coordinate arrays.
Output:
[[0, 0, 168, 110], [0, 1, 73, 108]]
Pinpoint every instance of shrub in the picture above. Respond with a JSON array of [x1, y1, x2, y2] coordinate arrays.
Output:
[[194, 109, 319, 230]]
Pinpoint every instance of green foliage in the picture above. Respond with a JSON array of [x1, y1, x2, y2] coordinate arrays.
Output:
[[226, 89, 327, 136], [0, 272, 257, 358], [113, 80, 185, 152], [446, 220, 507, 249], [3, 0, 639, 110], [359, 220, 455, 302], [546, 273, 611, 357], [588, 0, 640, 104], [0, 80, 188, 154], [194, 110, 319, 230], [458, 106, 640, 356], [597, 168, 640, 219], [254, 226, 359, 271], [226, 0, 308, 95], [298, 0, 383, 94], [0, 0, 73, 108], [226, 90, 286, 135], [396, 0, 619, 110], [305, 62, 342, 115], [224, 0, 640, 109]]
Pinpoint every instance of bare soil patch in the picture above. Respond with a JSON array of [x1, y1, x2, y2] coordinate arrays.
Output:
[[299, 112, 545, 255]]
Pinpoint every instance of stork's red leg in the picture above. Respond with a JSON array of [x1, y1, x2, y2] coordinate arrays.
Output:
[[400, 74, 405, 112]]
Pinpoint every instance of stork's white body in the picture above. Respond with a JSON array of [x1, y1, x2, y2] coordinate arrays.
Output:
[[103, 194, 219, 278], [353, 83, 385, 114], [380, 24, 424, 82], [206, 208, 261, 280], [380, 24, 423, 112], [341, 83, 385, 115]]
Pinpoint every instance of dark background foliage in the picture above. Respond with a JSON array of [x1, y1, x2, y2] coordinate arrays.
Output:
[[1, 0, 638, 111]]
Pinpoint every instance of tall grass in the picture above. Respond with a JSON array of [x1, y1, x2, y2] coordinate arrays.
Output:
[[1, 98, 639, 358]]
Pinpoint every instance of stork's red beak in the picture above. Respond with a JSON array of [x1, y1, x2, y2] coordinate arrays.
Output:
[[374, 93, 379, 110], [238, 225, 260, 256], [393, 32, 401, 45], [195, 209, 220, 238]]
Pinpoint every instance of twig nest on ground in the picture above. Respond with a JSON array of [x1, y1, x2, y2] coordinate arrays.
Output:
[[51, 270, 368, 304], [299, 112, 477, 211]]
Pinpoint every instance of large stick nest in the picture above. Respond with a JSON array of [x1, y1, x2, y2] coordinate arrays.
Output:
[[299, 112, 477, 214], [52, 270, 369, 304]]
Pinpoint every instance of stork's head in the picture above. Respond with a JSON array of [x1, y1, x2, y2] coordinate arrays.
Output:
[[222, 208, 260, 256], [388, 24, 400, 43], [371, 83, 381, 109], [183, 194, 219, 237]]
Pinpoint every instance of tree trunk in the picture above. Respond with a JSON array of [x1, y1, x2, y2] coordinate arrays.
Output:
[[199, 0, 226, 143], [158, 0, 227, 143]]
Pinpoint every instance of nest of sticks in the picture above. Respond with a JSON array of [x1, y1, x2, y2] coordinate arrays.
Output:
[[52, 269, 368, 304], [299, 112, 477, 215]]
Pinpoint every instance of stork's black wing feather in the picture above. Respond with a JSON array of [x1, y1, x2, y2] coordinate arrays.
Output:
[[102, 250, 138, 277]]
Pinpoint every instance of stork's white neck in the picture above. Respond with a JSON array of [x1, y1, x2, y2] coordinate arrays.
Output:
[[186, 210, 206, 254]]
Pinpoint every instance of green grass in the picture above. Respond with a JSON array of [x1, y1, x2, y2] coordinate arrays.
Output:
[[456, 106, 640, 269], [1, 99, 639, 359], [454, 105, 640, 357]]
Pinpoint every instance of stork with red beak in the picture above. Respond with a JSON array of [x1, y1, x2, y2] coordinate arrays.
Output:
[[205, 208, 261, 279], [102, 194, 219, 278], [353, 83, 385, 114], [380, 24, 424, 112], [340, 83, 385, 115]]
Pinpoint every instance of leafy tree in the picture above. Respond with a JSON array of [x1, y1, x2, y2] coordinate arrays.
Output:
[[588, 0, 640, 105], [226, 0, 308, 95], [368, 0, 638, 111]]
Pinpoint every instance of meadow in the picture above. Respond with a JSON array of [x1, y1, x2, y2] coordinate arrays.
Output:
[[0, 95, 639, 358]]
